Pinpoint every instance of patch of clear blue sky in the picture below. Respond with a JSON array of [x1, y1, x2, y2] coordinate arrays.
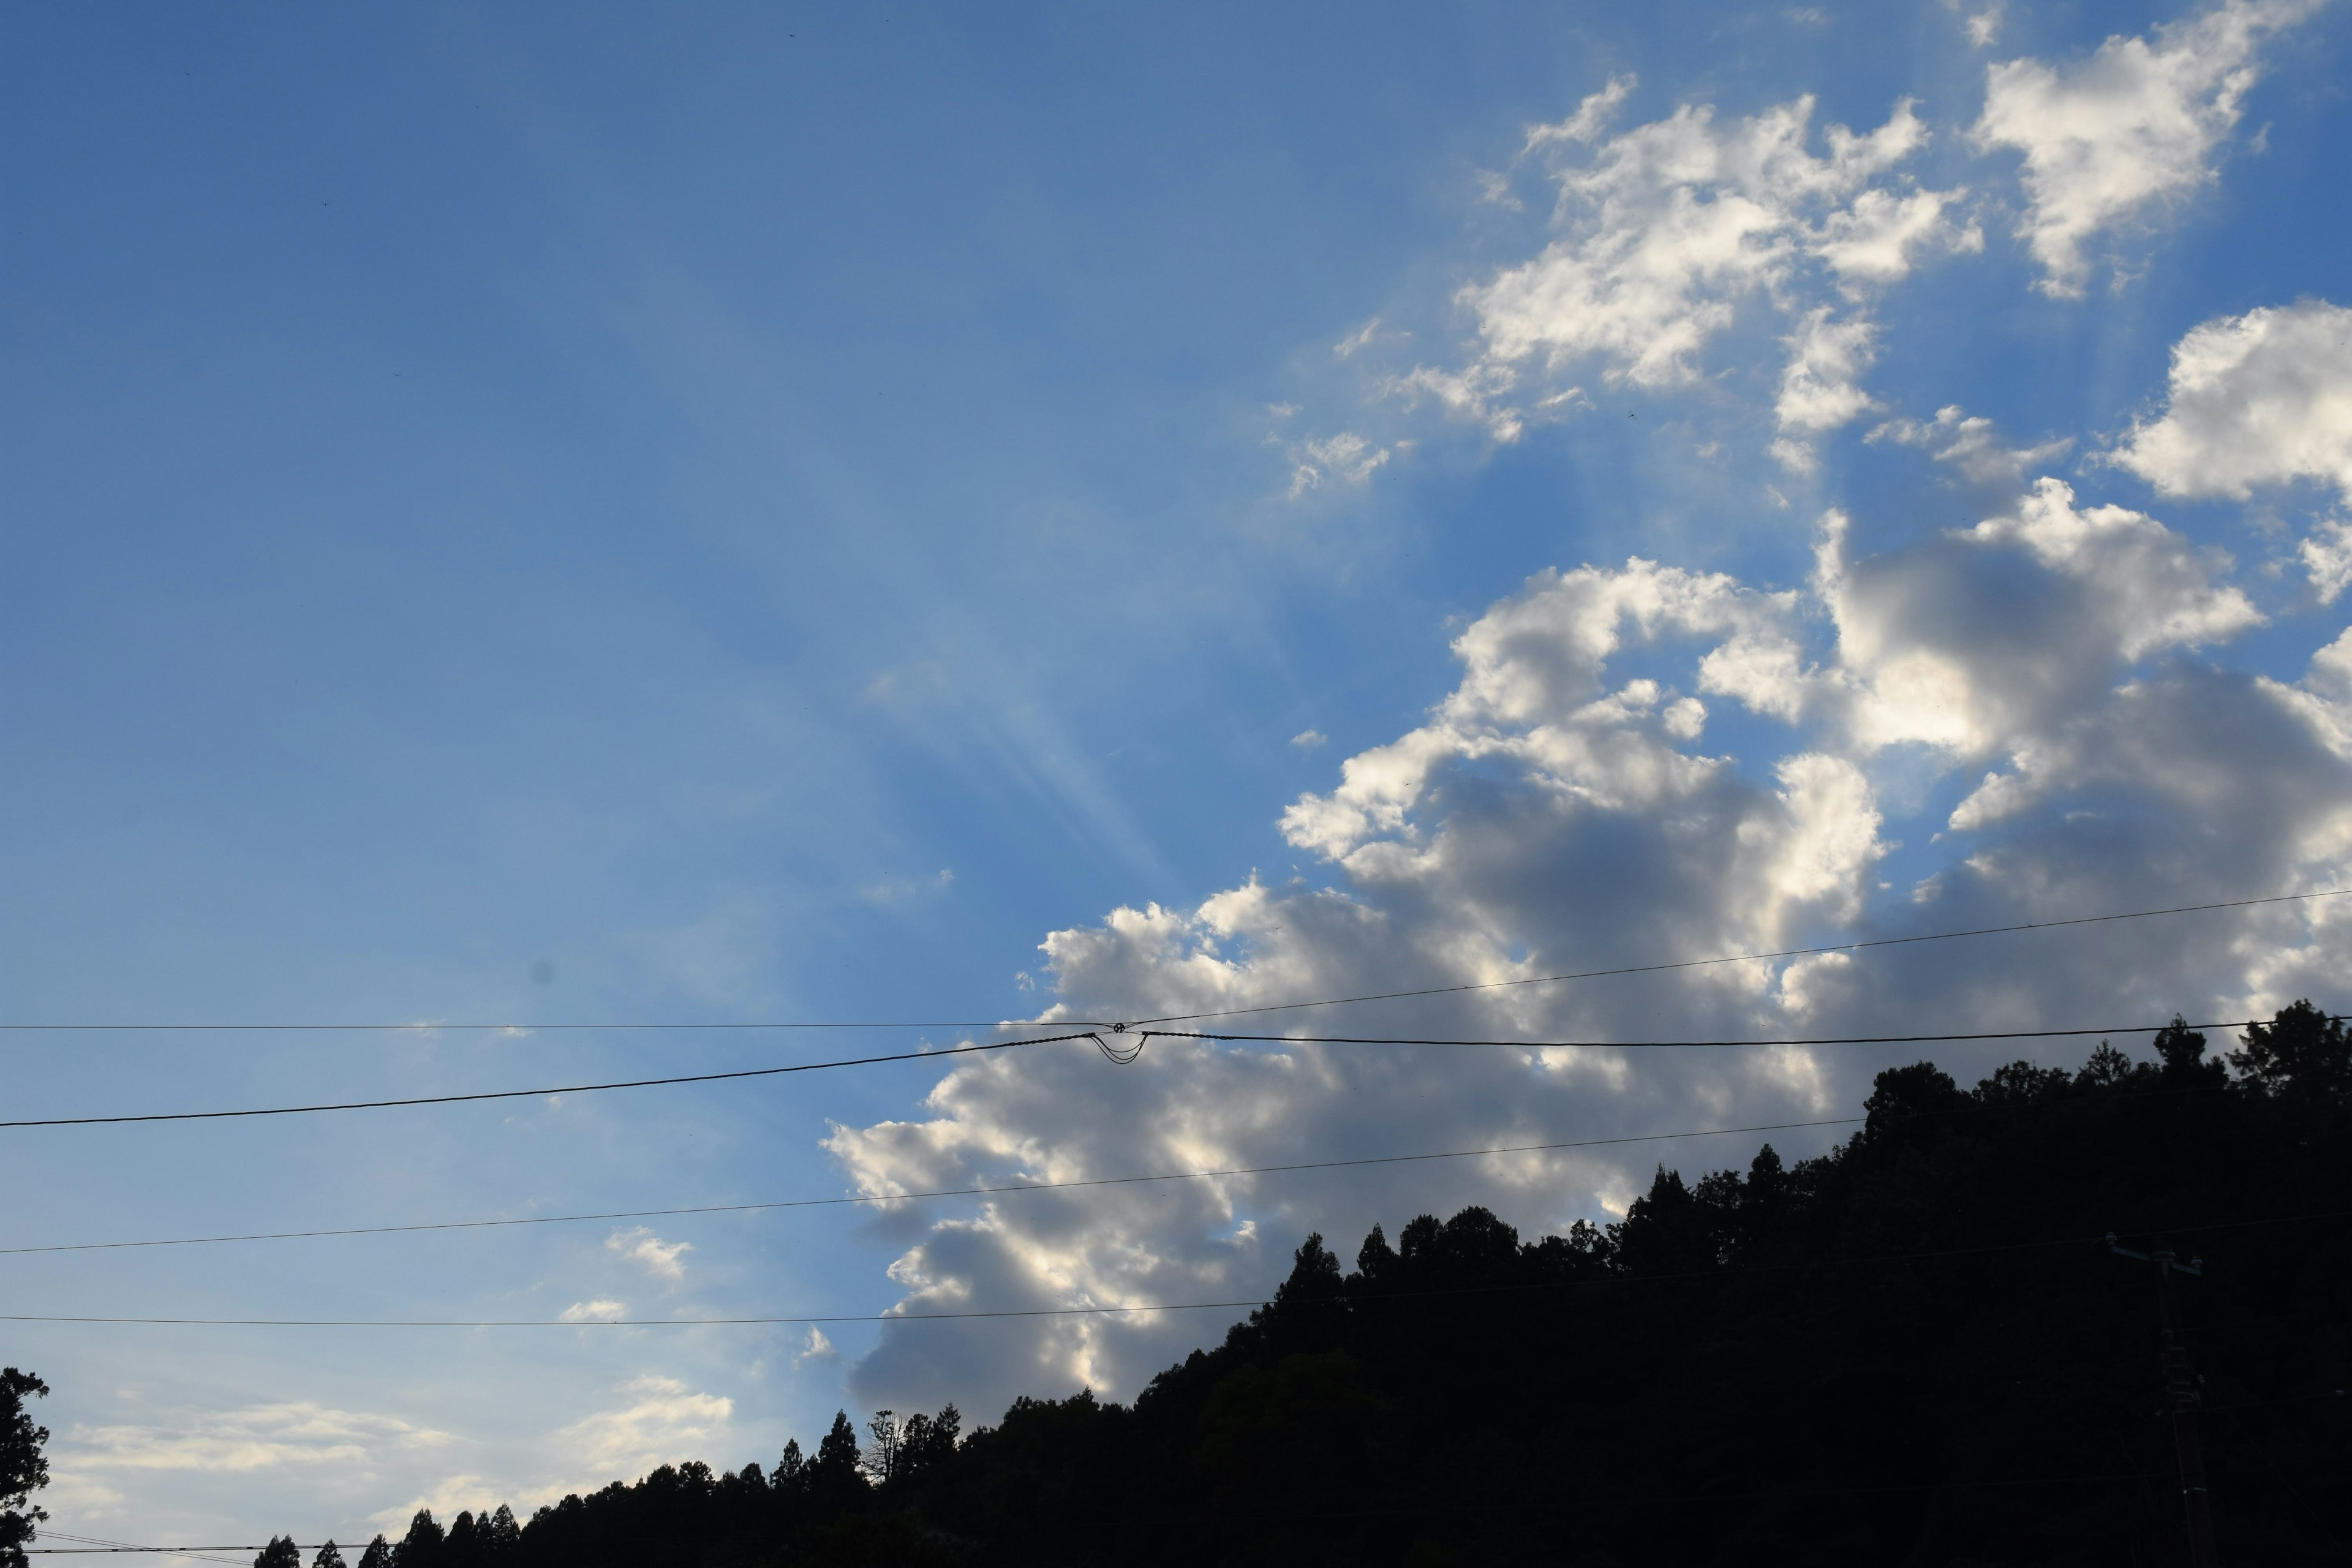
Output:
[[2, 0, 2347, 1536]]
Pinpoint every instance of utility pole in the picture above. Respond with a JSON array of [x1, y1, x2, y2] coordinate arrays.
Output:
[[2108, 1234, 2219, 1568]]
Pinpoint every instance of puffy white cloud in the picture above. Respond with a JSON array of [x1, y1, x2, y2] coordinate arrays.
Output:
[[1366, 86, 1977, 464], [606, 1227, 693, 1281], [2301, 519, 2352, 603], [1465, 94, 1961, 396], [1774, 309, 1882, 469], [832, 462, 2348, 1423], [2113, 300, 2352, 501], [1961, 478, 2261, 657], [558, 1298, 628, 1322], [1970, 1, 2320, 295]]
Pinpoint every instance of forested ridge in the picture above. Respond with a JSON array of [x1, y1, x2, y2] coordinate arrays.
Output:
[[22, 1009, 2352, 1567]]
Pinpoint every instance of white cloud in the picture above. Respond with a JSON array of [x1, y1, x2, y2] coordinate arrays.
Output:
[[1870, 403, 2074, 489], [606, 1227, 693, 1281], [1952, 0, 2005, 48], [2113, 300, 2352, 501], [546, 1377, 733, 1480], [1289, 729, 1329, 750], [558, 1298, 628, 1322], [1525, 74, 1637, 151], [1468, 96, 1960, 393], [1961, 479, 2261, 657], [1774, 308, 1881, 452], [1379, 88, 1973, 459], [1287, 431, 1393, 497], [1970, 1, 2320, 295], [61, 1403, 456, 1477], [794, 1327, 840, 1366], [1380, 363, 1526, 442], [2299, 519, 2352, 602], [369, 1377, 739, 1531], [1474, 168, 1523, 211], [829, 458, 2352, 1422]]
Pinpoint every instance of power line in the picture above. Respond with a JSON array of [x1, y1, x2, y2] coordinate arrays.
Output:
[[1152, 1016, 2299, 1050], [6, 889, 2340, 1036], [1124, 888, 2352, 1025], [0, 1114, 1872, 1256], [6, 1011, 2306, 1132], [32, 1534, 252, 1567], [0, 1031, 1096, 1130], [7, 1205, 2346, 1329]]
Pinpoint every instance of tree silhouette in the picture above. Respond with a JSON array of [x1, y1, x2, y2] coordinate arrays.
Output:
[[228, 998, 2349, 1564], [390, 1509, 443, 1568], [0, 1369, 48, 1568], [355, 1537, 391, 1568], [2230, 998, 2351, 1099], [312, 1543, 345, 1568], [252, 1537, 300, 1568]]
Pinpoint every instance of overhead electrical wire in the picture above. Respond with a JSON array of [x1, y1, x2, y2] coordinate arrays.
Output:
[[3, 1012, 2318, 1131], [0, 1031, 1097, 1129], [2, 1076, 2256, 1257], [7, 1206, 2346, 1329], [2, 888, 2340, 1035], [29, 1534, 252, 1566], [0, 1113, 1875, 1256], [1145, 1016, 2322, 1050]]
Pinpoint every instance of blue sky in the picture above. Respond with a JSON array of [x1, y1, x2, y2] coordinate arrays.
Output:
[[6, 0, 2352, 1542]]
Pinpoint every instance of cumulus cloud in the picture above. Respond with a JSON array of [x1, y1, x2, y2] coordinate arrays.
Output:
[[831, 470, 2349, 1422], [1473, 96, 1958, 385], [1289, 729, 1328, 750], [559, 1298, 628, 1323], [606, 1227, 693, 1281], [2300, 519, 2352, 603], [2113, 300, 2352, 500], [1970, 1, 2320, 295], [1387, 86, 1973, 458], [1773, 309, 1882, 469]]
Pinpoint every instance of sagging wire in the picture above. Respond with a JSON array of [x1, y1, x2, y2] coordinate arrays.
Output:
[[1089, 1023, 1151, 1065]]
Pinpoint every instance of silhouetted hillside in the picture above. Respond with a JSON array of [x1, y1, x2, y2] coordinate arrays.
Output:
[[349, 1008, 2348, 1566]]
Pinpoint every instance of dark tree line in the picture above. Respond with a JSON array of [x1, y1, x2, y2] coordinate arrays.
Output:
[[17, 1005, 2348, 1567], [291, 1005, 2344, 1566]]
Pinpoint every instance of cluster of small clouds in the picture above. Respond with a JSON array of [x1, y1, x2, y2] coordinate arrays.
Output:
[[1450, 80, 1977, 466], [1294, 0, 2321, 491]]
